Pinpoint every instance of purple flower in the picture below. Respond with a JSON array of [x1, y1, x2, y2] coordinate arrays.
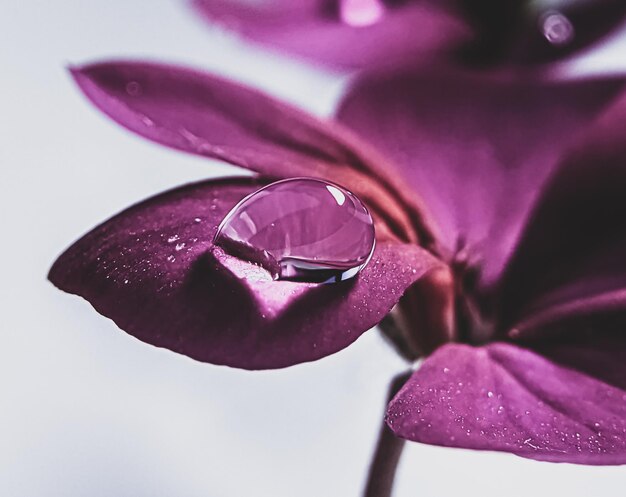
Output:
[[192, 0, 626, 69], [50, 60, 626, 464]]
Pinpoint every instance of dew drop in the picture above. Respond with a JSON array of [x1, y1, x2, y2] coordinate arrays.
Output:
[[340, 0, 385, 27], [540, 11, 574, 46], [125, 81, 142, 96], [214, 178, 375, 284]]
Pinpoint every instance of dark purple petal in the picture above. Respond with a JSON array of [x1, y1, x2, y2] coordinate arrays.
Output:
[[70, 60, 438, 247], [496, 94, 626, 339], [387, 341, 626, 464], [70, 60, 353, 177], [337, 68, 626, 285], [192, 0, 470, 70], [49, 178, 440, 369]]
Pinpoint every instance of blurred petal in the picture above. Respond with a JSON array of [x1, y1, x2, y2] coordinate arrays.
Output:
[[459, 0, 626, 66], [387, 341, 626, 464], [337, 68, 626, 283], [49, 178, 441, 369], [71, 60, 437, 245], [192, 0, 471, 70], [498, 93, 626, 339]]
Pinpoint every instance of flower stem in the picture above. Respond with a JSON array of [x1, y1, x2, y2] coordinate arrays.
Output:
[[363, 371, 411, 497]]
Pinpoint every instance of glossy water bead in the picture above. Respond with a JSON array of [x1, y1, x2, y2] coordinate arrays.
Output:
[[214, 178, 376, 283]]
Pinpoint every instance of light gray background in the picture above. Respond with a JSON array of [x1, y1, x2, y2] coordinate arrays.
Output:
[[2, 1, 626, 496]]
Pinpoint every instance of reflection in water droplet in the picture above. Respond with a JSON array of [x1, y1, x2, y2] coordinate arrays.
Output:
[[214, 178, 375, 284], [340, 0, 385, 27], [540, 11, 574, 46]]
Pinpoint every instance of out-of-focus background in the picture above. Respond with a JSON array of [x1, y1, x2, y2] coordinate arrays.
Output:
[[2, 1, 626, 496]]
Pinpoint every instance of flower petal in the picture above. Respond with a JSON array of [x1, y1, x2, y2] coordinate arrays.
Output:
[[70, 59, 352, 177], [49, 178, 440, 369], [387, 341, 626, 464], [337, 68, 626, 281], [192, 0, 470, 70], [71, 60, 437, 246], [496, 94, 626, 339]]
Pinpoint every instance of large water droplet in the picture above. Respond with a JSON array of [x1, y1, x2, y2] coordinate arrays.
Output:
[[214, 178, 375, 284], [340, 0, 385, 27]]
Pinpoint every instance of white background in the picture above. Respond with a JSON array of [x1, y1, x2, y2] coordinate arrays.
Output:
[[2, 1, 626, 496]]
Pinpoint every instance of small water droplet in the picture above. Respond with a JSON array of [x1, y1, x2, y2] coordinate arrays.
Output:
[[487, 391, 494, 398], [340, 0, 385, 27], [167, 235, 180, 243], [194, 217, 202, 223], [175, 243, 186, 251], [125, 81, 142, 96], [540, 11, 574, 46], [443, 367, 450, 373], [214, 178, 375, 284], [167, 255, 176, 263]]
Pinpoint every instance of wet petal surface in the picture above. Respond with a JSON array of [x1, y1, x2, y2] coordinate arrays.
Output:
[[387, 341, 626, 464], [49, 178, 440, 369]]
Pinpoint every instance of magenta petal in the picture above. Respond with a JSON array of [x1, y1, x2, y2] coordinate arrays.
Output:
[[496, 96, 626, 338], [70, 60, 360, 178], [48, 178, 440, 369], [192, 1, 470, 70], [387, 342, 626, 464], [337, 68, 626, 280], [70, 60, 440, 246]]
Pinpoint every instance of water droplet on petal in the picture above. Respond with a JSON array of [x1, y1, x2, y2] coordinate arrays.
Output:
[[125, 81, 142, 96], [540, 11, 574, 46], [214, 178, 375, 284], [340, 0, 385, 27]]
